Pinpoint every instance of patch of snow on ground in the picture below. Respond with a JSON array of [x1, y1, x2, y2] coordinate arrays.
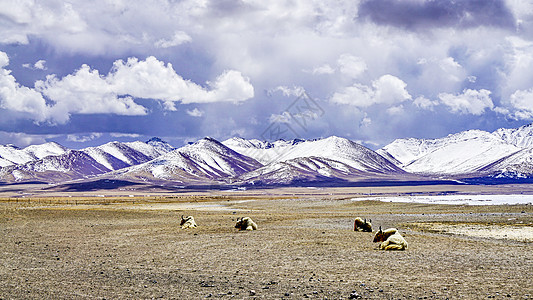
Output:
[[352, 194, 533, 205]]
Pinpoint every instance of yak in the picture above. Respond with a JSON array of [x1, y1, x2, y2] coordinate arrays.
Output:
[[235, 217, 258, 231], [180, 215, 198, 229], [373, 227, 408, 250], [354, 217, 372, 232]]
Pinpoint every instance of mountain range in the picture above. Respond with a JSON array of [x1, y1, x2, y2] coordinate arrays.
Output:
[[4, 124, 533, 187]]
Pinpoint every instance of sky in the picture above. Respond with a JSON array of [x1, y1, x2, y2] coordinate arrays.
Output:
[[1, 0, 533, 149]]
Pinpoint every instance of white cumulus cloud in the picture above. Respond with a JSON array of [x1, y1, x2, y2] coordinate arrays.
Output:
[[105, 56, 254, 104], [331, 74, 411, 107], [438, 89, 494, 115], [505, 88, 533, 120], [22, 59, 47, 70], [0, 52, 51, 123], [1, 53, 254, 124]]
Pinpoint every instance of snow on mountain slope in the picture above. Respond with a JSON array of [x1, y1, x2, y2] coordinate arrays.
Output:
[[113, 137, 263, 182], [492, 123, 533, 148], [95, 142, 153, 165], [81, 147, 131, 171], [24, 142, 68, 159], [224, 136, 401, 174], [0, 150, 110, 182], [271, 136, 403, 174], [375, 148, 402, 166], [146, 137, 175, 153], [127, 139, 174, 157], [0, 142, 68, 167], [237, 156, 370, 185], [381, 130, 521, 174], [478, 147, 533, 178], [222, 137, 304, 164], [0, 138, 174, 182], [0, 157, 14, 167], [82, 139, 172, 171], [0, 145, 30, 166]]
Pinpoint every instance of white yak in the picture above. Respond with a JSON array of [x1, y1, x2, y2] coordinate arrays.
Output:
[[373, 227, 408, 250], [180, 215, 198, 229]]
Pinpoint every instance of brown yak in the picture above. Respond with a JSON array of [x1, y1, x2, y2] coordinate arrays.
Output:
[[235, 217, 258, 231], [353, 217, 372, 232]]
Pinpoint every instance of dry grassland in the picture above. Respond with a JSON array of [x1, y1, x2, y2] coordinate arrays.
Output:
[[0, 185, 532, 299]]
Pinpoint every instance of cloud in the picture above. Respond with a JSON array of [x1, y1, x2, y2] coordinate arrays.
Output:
[[34, 60, 47, 70], [331, 74, 412, 107], [0, 52, 51, 123], [268, 86, 305, 98], [106, 56, 254, 104], [66, 132, 103, 143], [1, 0, 532, 148], [0, 2, 87, 45], [438, 89, 494, 115], [0, 131, 57, 147], [22, 60, 47, 70], [154, 31, 192, 48], [337, 54, 367, 78], [505, 88, 533, 120], [186, 108, 204, 117], [110, 133, 142, 138], [358, 0, 516, 31], [307, 64, 335, 75], [35, 64, 149, 123], [359, 113, 372, 127], [387, 105, 405, 116], [35, 56, 253, 122], [268, 111, 292, 124], [413, 96, 438, 110], [1, 53, 254, 124]]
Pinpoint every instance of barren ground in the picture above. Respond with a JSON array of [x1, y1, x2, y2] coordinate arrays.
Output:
[[0, 185, 532, 299]]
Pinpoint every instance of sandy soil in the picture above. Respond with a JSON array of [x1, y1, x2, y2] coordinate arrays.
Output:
[[0, 187, 532, 299]]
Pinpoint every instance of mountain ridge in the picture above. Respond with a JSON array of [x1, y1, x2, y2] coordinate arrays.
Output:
[[3, 124, 533, 186]]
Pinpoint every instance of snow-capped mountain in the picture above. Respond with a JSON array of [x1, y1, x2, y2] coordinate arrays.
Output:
[[146, 137, 175, 153], [271, 136, 403, 173], [478, 147, 533, 178], [379, 129, 522, 175], [0, 138, 174, 182], [0, 150, 110, 182], [112, 137, 263, 183], [222, 137, 305, 164], [237, 156, 383, 185], [81, 139, 173, 171], [6, 123, 533, 186], [226, 136, 403, 175], [0, 142, 68, 167]]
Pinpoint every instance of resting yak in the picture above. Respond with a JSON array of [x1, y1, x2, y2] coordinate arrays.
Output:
[[354, 217, 372, 232], [180, 215, 198, 229], [373, 227, 408, 250], [235, 217, 258, 231]]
